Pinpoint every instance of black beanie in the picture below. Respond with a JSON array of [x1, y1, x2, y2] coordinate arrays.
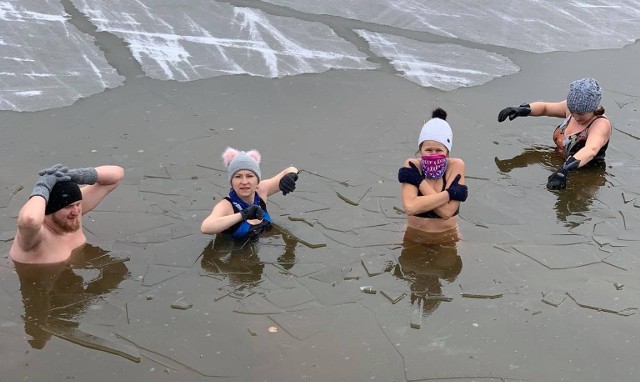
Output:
[[45, 181, 82, 215]]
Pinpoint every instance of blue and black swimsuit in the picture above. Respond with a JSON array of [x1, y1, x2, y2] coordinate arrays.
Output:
[[221, 190, 272, 239]]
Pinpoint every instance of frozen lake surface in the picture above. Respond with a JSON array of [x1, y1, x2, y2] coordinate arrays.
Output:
[[2, 0, 640, 111]]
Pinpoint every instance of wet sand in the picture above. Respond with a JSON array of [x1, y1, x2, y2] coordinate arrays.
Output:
[[1, 40, 640, 381]]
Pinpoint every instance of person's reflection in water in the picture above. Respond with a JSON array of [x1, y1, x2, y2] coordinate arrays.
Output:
[[200, 235, 265, 287], [495, 147, 607, 227], [396, 227, 462, 317], [553, 161, 606, 227], [14, 244, 128, 349], [201, 228, 300, 290], [494, 146, 558, 174]]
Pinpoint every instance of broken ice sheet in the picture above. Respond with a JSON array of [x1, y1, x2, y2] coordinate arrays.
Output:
[[344, 263, 368, 280], [602, 248, 640, 271], [170, 297, 193, 310], [77, 298, 126, 326], [152, 234, 208, 268], [380, 290, 407, 304], [75, 0, 374, 81], [233, 294, 283, 315], [68, 268, 101, 285], [263, 287, 316, 309], [0, 184, 22, 208], [142, 265, 188, 287], [0, 231, 15, 242], [297, 277, 362, 306], [42, 321, 140, 362], [322, 227, 401, 248], [314, 207, 390, 232], [0, 1, 124, 112], [376, 198, 406, 220], [143, 165, 171, 179], [541, 291, 567, 308], [361, 254, 395, 277], [459, 281, 520, 299], [263, 0, 640, 54], [511, 244, 602, 270], [410, 298, 423, 329], [356, 30, 519, 91], [274, 219, 327, 249], [268, 307, 330, 341], [567, 279, 640, 316], [333, 184, 371, 206], [308, 266, 351, 284], [278, 262, 325, 278]]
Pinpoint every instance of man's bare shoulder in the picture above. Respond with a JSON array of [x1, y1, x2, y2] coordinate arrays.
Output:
[[10, 228, 86, 264]]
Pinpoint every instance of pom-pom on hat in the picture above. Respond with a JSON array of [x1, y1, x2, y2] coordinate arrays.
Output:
[[222, 147, 262, 183], [418, 108, 453, 152], [566, 77, 602, 113], [45, 180, 82, 215]]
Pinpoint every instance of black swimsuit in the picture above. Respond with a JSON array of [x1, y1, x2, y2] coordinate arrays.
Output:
[[414, 174, 460, 219], [553, 115, 609, 160]]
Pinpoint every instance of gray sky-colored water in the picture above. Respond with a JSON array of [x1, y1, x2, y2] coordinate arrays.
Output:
[[2, 0, 640, 111]]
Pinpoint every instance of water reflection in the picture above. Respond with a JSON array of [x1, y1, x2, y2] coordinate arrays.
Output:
[[553, 161, 606, 227], [495, 147, 607, 227], [494, 146, 557, 173], [200, 230, 299, 287], [14, 244, 128, 349], [200, 235, 265, 286], [396, 228, 462, 317]]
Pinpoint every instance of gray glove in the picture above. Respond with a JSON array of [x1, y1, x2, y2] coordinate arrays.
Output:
[[67, 167, 98, 185], [31, 164, 71, 202], [37, 163, 68, 177]]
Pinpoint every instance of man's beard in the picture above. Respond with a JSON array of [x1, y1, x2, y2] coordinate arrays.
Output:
[[52, 215, 80, 233]]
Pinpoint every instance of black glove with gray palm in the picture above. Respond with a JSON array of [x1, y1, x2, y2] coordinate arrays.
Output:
[[498, 104, 532, 122], [547, 156, 580, 190]]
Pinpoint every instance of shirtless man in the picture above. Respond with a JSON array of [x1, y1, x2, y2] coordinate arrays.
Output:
[[10, 164, 124, 264]]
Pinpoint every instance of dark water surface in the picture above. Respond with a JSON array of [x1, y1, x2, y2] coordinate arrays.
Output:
[[2, 28, 640, 382]]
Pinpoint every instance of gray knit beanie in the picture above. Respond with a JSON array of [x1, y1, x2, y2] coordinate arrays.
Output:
[[566, 78, 602, 113], [222, 147, 261, 183]]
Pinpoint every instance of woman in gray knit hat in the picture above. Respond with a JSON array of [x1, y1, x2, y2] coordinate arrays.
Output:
[[497, 77, 611, 190], [200, 147, 299, 240]]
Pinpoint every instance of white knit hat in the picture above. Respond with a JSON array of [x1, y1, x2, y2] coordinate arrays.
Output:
[[418, 108, 452, 152]]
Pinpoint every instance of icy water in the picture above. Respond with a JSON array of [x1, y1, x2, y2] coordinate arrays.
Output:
[[2, 1, 640, 381]]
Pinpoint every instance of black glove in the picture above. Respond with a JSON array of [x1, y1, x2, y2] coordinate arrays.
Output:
[[240, 205, 263, 221], [398, 162, 423, 187], [498, 104, 532, 122], [547, 156, 580, 190], [446, 174, 468, 202], [279, 172, 298, 195]]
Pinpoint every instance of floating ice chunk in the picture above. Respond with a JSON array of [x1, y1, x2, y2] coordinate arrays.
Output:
[[0, 1, 123, 111], [356, 30, 519, 91], [75, 1, 375, 81]]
